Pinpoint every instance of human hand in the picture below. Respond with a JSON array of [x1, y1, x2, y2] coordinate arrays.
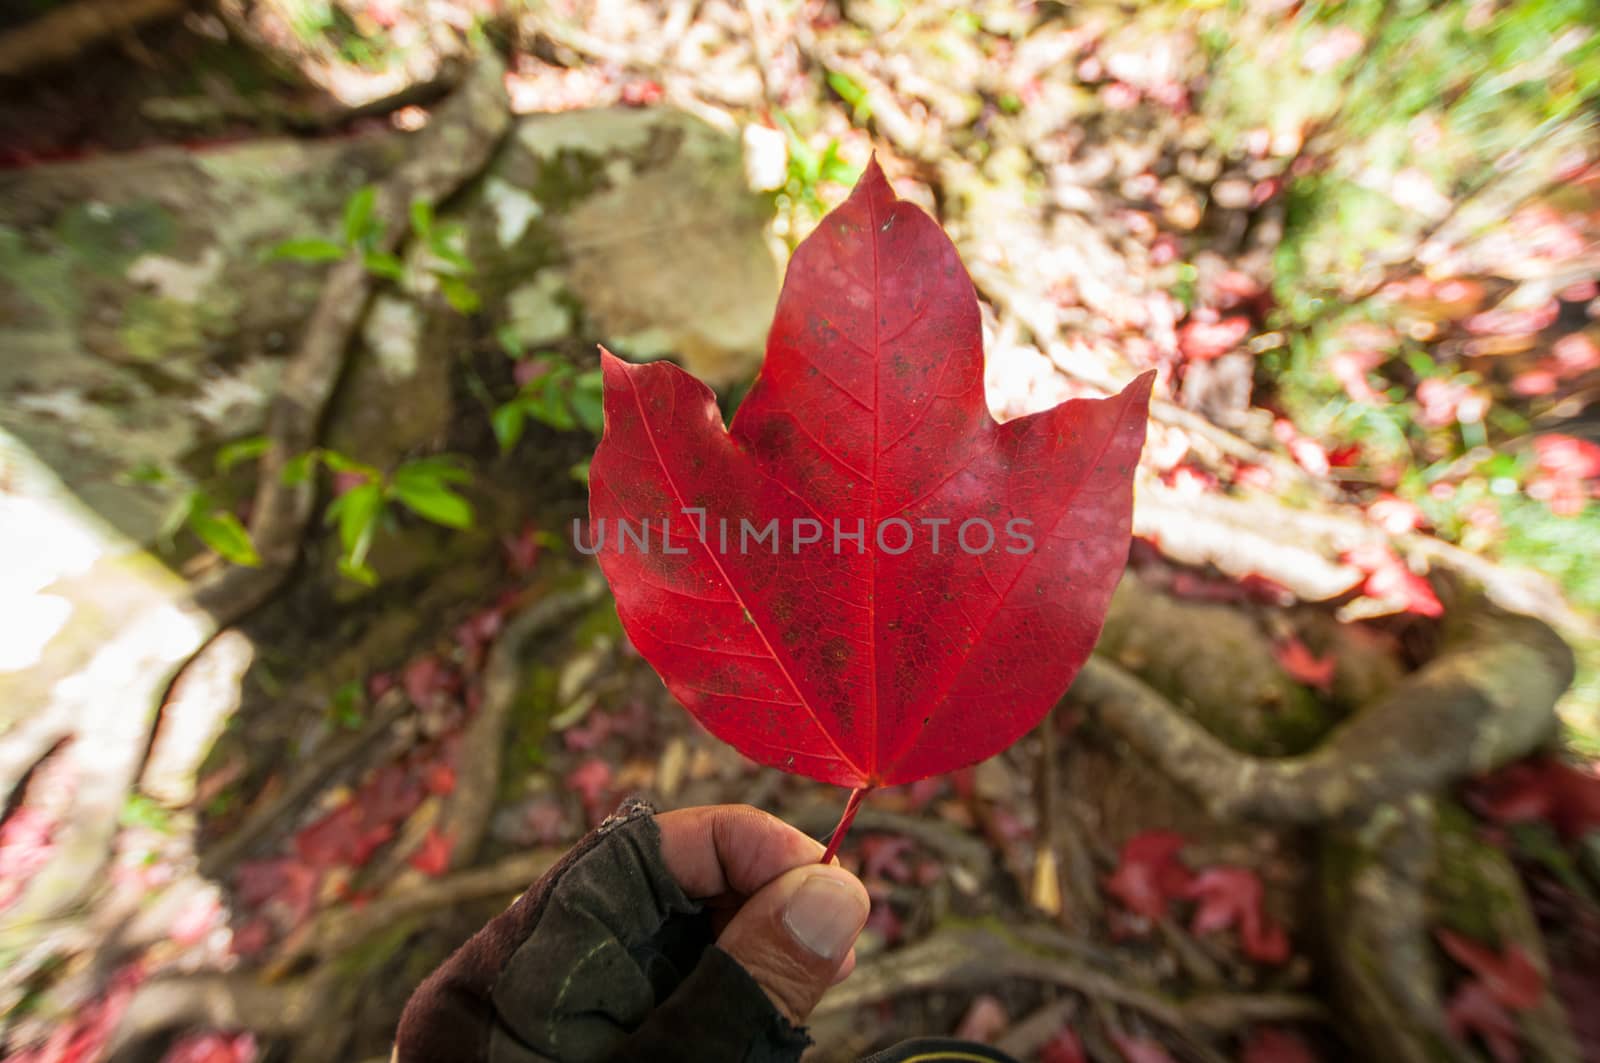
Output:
[[655, 805, 871, 1025]]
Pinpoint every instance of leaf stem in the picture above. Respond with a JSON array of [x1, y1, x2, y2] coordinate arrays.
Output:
[[819, 786, 869, 865]]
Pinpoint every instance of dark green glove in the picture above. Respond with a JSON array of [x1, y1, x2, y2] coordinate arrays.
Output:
[[395, 799, 808, 1063]]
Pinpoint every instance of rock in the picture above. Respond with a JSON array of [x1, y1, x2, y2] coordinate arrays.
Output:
[[0, 106, 779, 554]]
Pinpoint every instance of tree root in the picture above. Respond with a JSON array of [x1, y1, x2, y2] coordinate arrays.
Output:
[[190, 53, 511, 626], [785, 801, 995, 876], [272, 846, 561, 971], [105, 971, 327, 1063], [1070, 606, 1572, 826], [196, 689, 410, 879], [1321, 799, 1456, 1063], [106, 848, 560, 1060], [0, 0, 186, 79], [1321, 798, 1582, 1063], [432, 573, 609, 868], [814, 925, 1326, 1034], [214, 0, 475, 118]]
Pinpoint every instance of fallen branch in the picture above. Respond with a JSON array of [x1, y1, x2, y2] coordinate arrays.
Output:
[[1071, 607, 1573, 825]]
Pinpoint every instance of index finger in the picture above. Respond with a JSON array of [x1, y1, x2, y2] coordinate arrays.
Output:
[[654, 804, 826, 900]]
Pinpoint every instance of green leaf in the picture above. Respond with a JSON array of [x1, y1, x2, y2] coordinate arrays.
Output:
[[394, 455, 472, 485], [492, 401, 527, 453], [534, 389, 577, 432], [282, 451, 318, 485], [363, 250, 406, 281], [496, 325, 526, 359], [389, 476, 475, 530], [338, 556, 379, 586], [327, 481, 384, 569], [438, 275, 481, 315], [120, 461, 171, 486], [343, 185, 379, 247], [330, 680, 366, 730], [268, 237, 347, 263], [569, 383, 604, 435], [216, 435, 270, 473], [826, 69, 867, 108], [819, 142, 861, 186], [433, 221, 468, 246], [320, 449, 377, 478], [159, 489, 203, 544], [120, 793, 173, 834], [428, 244, 474, 275], [569, 459, 591, 484], [190, 510, 262, 567], [409, 198, 434, 240]]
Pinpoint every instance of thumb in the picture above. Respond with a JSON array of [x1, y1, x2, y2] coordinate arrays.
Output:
[[715, 864, 870, 1025]]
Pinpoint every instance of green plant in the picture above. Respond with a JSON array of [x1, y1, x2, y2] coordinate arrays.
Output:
[[285, 449, 477, 584], [329, 679, 367, 730], [773, 114, 860, 226], [409, 199, 481, 314], [119, 793, 173, 834], [491, 355, 605, 452], [267, 188, 480, 314], [131, 441, 268, 567]]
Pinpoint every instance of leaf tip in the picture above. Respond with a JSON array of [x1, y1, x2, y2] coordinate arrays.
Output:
[[853, 152, 895, 206]]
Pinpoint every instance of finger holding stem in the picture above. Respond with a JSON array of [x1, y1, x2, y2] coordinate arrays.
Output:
[[819, 786, 869, 865]]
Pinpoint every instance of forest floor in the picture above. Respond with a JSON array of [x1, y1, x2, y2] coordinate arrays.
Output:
[[2, 1, 1600, 1061]]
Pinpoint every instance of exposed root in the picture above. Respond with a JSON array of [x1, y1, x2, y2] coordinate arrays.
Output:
[[815, 925, 1326, 1034], [1071, 607, 1572, 825], [196, 689, 410, 878], [1429, 803, 1583, 1062], [432, 572, 609, 868], [272, 846, 562, 970], [190, 53, 511, 626], [104, 848, 561, 1060], [1320, 800, 1453, 1063], [0, 0, 186, 79], [105, 971, 327, 1063], [785, 801, 994, 875]]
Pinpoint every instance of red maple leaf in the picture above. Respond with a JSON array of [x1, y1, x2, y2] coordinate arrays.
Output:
[[502, 521, 543, 576], [1446, 981, 1520, 1063], [1470, 756, 1600, 842], [1435, 928, 1544, 1010], [1242, 1027, 1318, 1063], [1184, 865, 1291, 964], [1272, 636, 1336, 692], [408, 828, 454, 877], [1177, 313, 1252, 362], [565, 758, 614, 821], [1041, 1026, 1087, 1063], [1342, 544, 1443, 618], [858, 834, 915, 883], [1106, 830, 1193, 920], [588, 160, 1151, 831]]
